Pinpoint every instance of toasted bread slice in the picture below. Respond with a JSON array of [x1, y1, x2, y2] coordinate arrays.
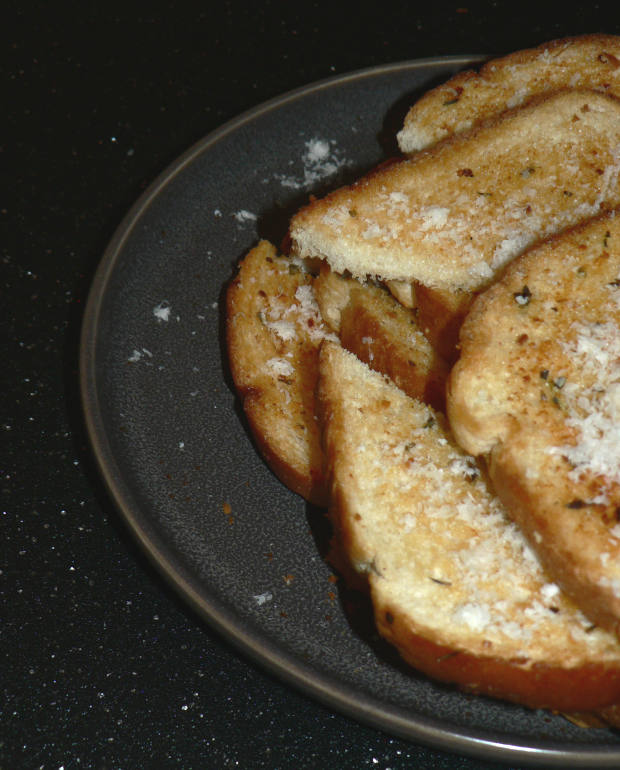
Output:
[[226, 240, 336, 505], [227, 240, 449, 504], [448, 210, 620, 636], [317, 341, 620, 711], [290, 89, 620, 294], [397, 34, 620, 153]]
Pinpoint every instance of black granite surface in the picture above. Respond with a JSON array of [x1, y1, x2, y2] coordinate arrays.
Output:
[[5, 3, 620, 768]]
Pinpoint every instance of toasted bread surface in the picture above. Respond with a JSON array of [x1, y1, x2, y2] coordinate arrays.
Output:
[[398, 34, 620, 153], [448, 211, 620, 635], [226, 240, 337, 505], [317, 342, 620, 710], [290, 90, 620, 293]]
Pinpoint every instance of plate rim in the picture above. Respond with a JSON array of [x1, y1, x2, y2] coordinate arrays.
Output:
[[79, 57, 620, 766]]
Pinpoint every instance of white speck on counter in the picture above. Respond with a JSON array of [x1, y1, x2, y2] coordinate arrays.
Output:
[[127, 348, 153, 363], [153, 301, 172, 322], [253, 591, 273, 606]]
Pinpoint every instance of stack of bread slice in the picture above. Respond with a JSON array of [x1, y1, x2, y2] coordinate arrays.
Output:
[[226, 35, 620, 722]]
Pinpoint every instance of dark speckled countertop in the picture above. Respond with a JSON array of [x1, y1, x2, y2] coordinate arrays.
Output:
[[5, 3, 620, 768]]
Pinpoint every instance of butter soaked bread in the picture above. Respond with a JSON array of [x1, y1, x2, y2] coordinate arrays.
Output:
[[317, 341, 620, 711], [397, 34, 620, 153], [448, 210, 620, 636], [226, 240, 335, 505], [290, 90, 620, 298], [314, 266, 449, 411]]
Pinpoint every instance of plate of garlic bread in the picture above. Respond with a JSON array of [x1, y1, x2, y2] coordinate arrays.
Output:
[[83, 35, 620, 765]]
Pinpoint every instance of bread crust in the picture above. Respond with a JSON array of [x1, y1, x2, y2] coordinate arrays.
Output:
[[448, 211, 620, 635], [398, 34, 620, 153], [291, 90, 620, 293], [374, 595, 620, 711], [226, 240, 333, 505]]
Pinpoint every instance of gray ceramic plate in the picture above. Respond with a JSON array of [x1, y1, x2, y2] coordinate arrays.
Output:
[[80, 58, 620, 766]]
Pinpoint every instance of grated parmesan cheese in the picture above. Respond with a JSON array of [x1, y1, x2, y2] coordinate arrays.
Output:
[[265, 358, 295, 378], [276, 137, 349, 190], [550, 320, 620, 494]]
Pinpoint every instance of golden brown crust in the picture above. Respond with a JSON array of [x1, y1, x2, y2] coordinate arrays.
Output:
[[448, 211, 620, 635], [374, 593, 620, 712], [226, 240, 333, 505], [398, 34, 620, 152]]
